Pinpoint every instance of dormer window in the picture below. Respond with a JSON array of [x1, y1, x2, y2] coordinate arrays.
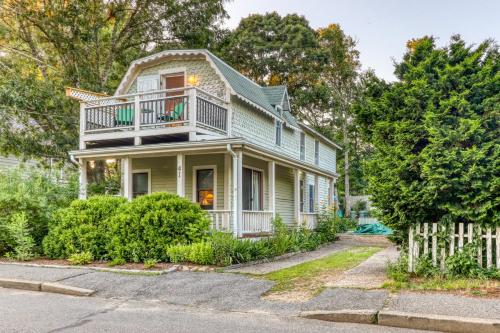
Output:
[[276, 105, 283, 116], [275, 119, 283, 146]]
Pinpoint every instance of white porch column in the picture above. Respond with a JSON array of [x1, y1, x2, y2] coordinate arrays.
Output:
[[236, 150, 243, 237], [268, 161, 276, 218], [78, 158, 87, 199], [176, 153, 185, 197], [314, 175, 320, 212], [224, 153, 231, 210], [188, 88, 197, 141], [122, 157, 133, 200], [293, 169, 301, 224]]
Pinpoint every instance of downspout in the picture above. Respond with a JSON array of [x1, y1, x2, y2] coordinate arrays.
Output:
[[69, 153, 80, 167], [226, 144, 238, 237]]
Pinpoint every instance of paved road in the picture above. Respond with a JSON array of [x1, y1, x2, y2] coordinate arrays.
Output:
[[0, 288, 431, 333]]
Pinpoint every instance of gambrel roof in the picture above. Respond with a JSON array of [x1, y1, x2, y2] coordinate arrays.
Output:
[[115, 49, 300, 128]]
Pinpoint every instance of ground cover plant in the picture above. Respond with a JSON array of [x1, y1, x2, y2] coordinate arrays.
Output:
[[384, 250, 500, 296]]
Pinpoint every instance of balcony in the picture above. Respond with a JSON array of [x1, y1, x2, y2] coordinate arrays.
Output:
[[80, 87, 229, 147]]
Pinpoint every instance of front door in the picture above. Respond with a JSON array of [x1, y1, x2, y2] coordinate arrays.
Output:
[[163, 73, 185, 119]]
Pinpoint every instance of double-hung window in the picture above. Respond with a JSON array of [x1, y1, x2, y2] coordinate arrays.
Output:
[[299, 180, 305, 212], [314, 140, 320, 165], [309, 184, 315, 213], [300, 132, 306, 161], [195, 168, 215, 210], [242, 167, 263, 211], [132, 170, 151, 198]]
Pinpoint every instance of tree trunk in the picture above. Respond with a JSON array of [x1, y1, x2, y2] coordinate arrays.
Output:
[[343, 109, 351, 218]]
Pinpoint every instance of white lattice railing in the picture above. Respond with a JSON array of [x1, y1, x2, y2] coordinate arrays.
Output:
[[242, 211, 274, 233], [408, 223, 500, 272], [207, 210, 232, 232], [299, 213, 318, 229]]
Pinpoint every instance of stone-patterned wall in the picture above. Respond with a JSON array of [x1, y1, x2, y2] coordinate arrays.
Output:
[[127, 58, 227, 98]]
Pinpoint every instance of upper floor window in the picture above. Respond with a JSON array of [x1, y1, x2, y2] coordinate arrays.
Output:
[[300, 132, 306, 161], [314, 140, 320, 165], [275, 120, 283, 146]]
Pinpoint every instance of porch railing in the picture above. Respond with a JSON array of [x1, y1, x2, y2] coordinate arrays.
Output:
[[299, 213, 318, 230], [82, 87, 228, 136], [242, 211, 274, 233], [207, 210, 232, 232]]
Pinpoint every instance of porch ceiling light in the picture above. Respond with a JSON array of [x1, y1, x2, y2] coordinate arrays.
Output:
[[187, 74, 199, 86], [105, 158, 116, 165]]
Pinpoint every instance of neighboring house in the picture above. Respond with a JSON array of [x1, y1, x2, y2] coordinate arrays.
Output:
[[0, 155, 36, 171], [69, 49, 340, 237]]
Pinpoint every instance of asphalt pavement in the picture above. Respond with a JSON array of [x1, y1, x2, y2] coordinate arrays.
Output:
[[0, 288, 434, 333]]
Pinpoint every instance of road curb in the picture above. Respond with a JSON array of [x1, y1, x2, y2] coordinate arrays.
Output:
[[41, 282, 95, 297], [378, 310, 500, 333], [301, 308, 500, 333], [0, 278, 41, 291], [301, 309, 378, 324], [0, 278, 95, 297]]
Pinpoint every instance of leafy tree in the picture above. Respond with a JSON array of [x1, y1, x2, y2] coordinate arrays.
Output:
[[0, 0, 228, 161], [354, 36, 499, 242], [221, 17, 364, 213]]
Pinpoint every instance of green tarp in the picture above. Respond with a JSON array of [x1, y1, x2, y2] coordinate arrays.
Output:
[[354, 223, 393, 235]]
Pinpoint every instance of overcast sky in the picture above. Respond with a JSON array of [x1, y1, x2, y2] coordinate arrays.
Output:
[[225, 0, 500, 81]]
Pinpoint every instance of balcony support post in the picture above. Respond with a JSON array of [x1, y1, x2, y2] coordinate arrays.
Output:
[[188, 88, 197, 141], [134, 95, 141, 145], [236, 150, 243, 237]]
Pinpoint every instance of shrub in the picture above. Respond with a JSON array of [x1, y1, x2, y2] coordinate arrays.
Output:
[[0, 167, 77, 255], [68, 251, 93, 265], [144, 258, 158, 269], [166, 244, 191, 263], [107, 193, 211, 262], [387, 254, 410, 282], [414, 257, 439, 278], [316, 211, 340, 242], [5, 213, 35, 261], [445, 244, 487, 278], [42, 196, 127, 259]]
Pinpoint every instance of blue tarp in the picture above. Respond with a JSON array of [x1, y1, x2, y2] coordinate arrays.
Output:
[[354, 222, 393, 235]]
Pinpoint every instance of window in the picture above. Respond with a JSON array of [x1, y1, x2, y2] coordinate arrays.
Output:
[[314, 140, 320, 165], [275, 120, 283, 146], [132, 170, 150, 198], [309, 184, 315, 213], [299, 180, 305, 212], [300, 132, 306, 161], [242, 167, 263, 211], [195, 168, 215, 210]]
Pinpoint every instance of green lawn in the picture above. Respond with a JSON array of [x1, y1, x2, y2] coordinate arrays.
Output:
[[260, 246, 382, 299]]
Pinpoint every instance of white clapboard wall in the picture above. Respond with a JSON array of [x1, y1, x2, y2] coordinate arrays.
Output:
[[408, 223, 500, 272]]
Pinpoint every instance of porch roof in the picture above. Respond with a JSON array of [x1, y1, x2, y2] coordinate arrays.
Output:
[[69, 138, 338, 179]]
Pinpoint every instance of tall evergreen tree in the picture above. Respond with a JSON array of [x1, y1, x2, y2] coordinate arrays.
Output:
[[354, 36, 499, 242]]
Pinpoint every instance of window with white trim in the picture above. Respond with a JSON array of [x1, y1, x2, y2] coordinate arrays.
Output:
[[308, 184, 315, 213], [132, 170, 151, 198], [195, 168, 215, 210], [299, 179, 305, 212], [314, 140, 320, 165], [242, 167, 263, 211], [300, 132, 306, 161], [275, 120, 283, 146]]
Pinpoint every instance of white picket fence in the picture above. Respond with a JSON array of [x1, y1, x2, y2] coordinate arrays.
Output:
[[408, 223, 500, 272]]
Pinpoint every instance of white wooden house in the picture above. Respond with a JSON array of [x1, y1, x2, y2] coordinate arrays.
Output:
[[69, 49, 340, 237]]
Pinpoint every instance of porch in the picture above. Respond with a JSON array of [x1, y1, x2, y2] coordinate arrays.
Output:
[[79, 87, 229, 149], [77, 145, 334, 237]]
